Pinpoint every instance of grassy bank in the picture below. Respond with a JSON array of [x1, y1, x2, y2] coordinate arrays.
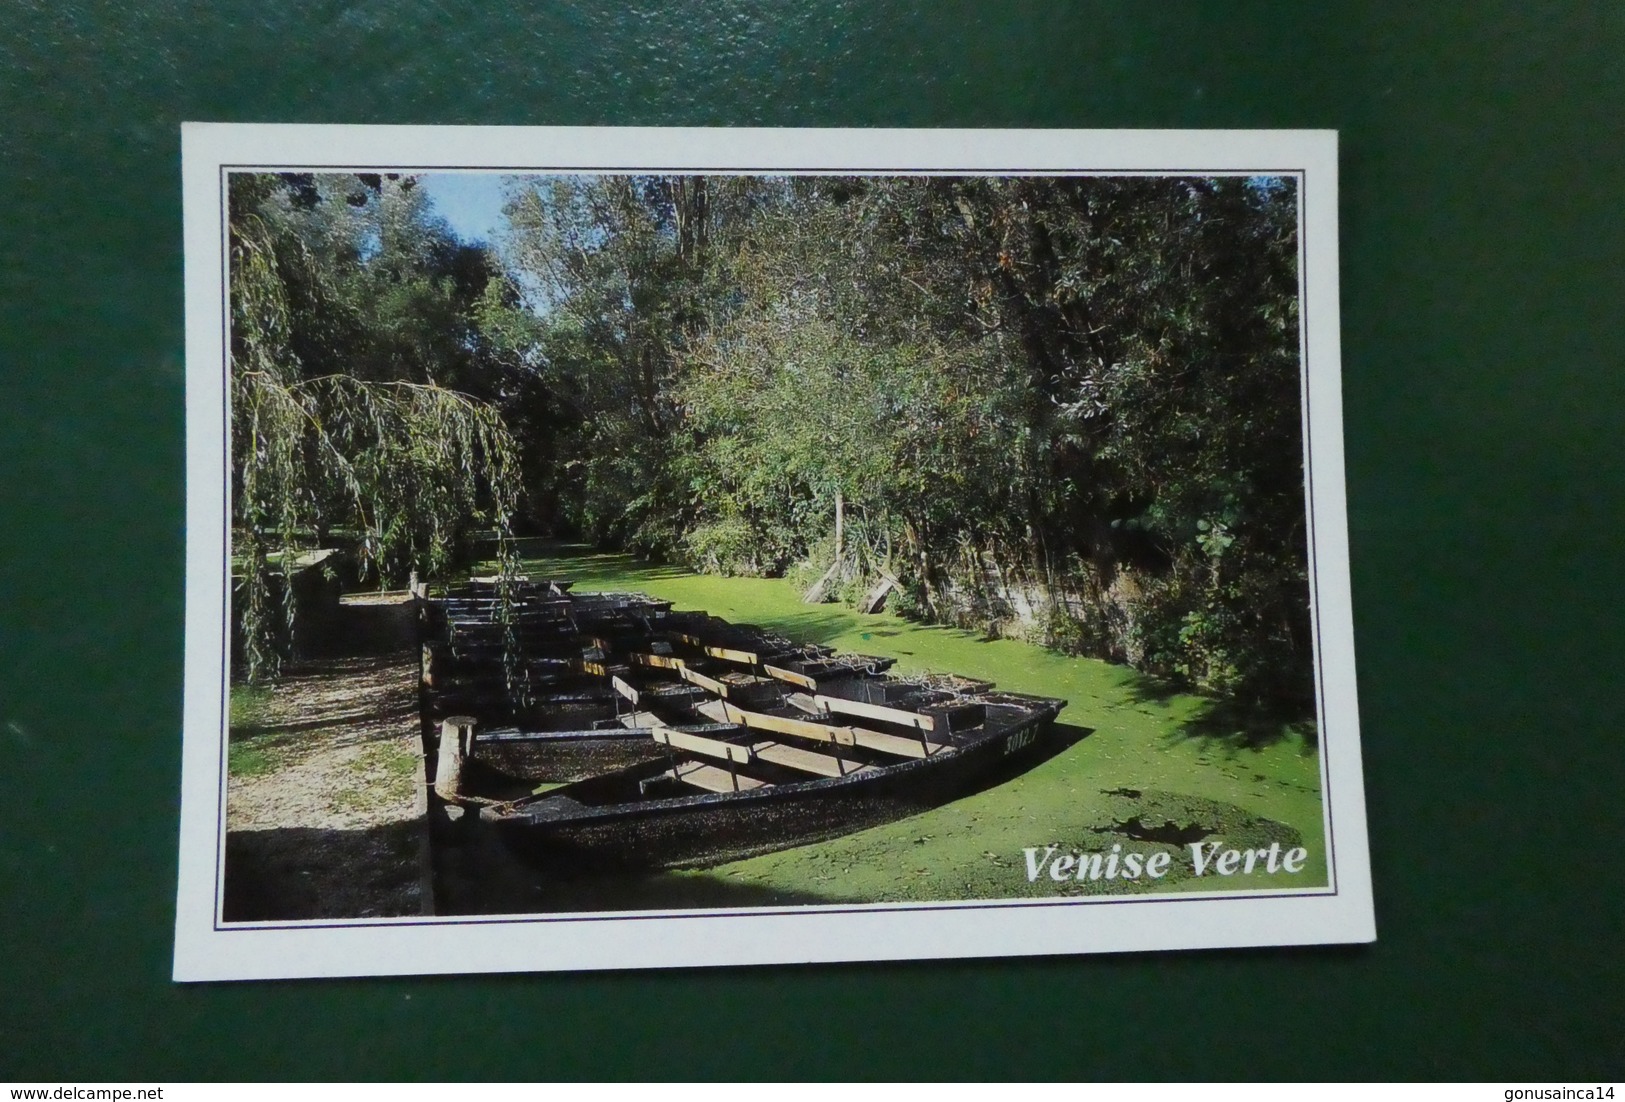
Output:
[[487, 542, 1326, 910]]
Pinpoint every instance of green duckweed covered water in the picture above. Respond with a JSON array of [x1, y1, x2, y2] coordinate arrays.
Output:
[[496, 544, 1327, 909]]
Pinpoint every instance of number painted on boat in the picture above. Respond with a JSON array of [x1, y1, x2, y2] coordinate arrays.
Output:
[[1004, 726, 1039, 755]]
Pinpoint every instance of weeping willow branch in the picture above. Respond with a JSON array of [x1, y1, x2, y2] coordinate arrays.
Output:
[[230, 212, 525, 684], [232, 371, 524, 681]]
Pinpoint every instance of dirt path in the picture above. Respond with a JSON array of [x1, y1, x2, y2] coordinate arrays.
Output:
[[222, 653, 425, 921]]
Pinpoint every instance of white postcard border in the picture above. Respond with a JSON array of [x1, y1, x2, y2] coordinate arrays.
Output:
[[176, 125, 1372, 981]]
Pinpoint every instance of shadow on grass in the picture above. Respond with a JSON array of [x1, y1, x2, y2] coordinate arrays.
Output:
[[225, 813, 849, 921], [737, 608, 876, 647], [512, 543, 694, 587], [430, 814, 849, 913], [232, 707, 416, 741], [1182, 698, 1317, 752], [959, 720, 1095, 798], [1119, 671, 1318, 752], [224, 823, 420, 921]]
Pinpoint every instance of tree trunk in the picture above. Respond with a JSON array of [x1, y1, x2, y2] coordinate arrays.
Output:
[[904, 518, 940, 618], [834, 488, 845, 576], [804, 488, 847, 604], [434, 716, 475, 804]]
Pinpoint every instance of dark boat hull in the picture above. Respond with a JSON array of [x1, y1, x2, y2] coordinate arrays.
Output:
[[466, 732, 671, 790], [420, 578, 1069, 872], [483, 701, 1061, 871]]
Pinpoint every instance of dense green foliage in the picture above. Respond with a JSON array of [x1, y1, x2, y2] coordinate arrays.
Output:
[[490, 174, 1310, 711], [232, 170, 1310, 712], [228, 174, 523, 679]]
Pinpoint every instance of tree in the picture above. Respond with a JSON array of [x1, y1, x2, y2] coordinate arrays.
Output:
[[229, 173, 523, 680], [499, 174, 777, 552], [677, 199, 1029, 602], [462, 170, 1311, 712]]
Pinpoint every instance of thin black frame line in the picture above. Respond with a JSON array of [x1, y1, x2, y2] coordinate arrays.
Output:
[[212, 163, 232, 927], [219, 884, 1342, 935], [1298, 171, 1339, 894], [205, 166, 1341, 933], [221, 163, 1310, 178]]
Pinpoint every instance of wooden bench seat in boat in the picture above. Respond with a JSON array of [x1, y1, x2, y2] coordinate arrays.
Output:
[[651, 725, 753, 763], [647, 760, 770, 794], [814, 694, 935, 730], [696, 699, 950, 760], [751, 740, 872, 778], [761, 663, 818, 689], [651, 723, 867, 779]]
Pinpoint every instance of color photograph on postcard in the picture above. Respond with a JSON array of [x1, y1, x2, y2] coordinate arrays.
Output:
[[175, 127, 1371, 979]]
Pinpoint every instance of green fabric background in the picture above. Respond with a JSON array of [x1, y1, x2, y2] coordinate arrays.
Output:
[[2, 1, 1620, 1081]]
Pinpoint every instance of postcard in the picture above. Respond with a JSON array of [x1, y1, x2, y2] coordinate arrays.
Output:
[[174, 125, 1373, 980]]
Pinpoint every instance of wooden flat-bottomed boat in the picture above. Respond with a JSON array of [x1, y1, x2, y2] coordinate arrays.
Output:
[[418, 580, 898, 785], [421, 576, 1065, 870], [471, 684, 1064, 871]]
